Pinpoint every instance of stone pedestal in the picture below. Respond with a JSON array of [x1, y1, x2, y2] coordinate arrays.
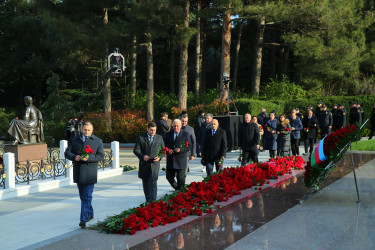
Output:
[[3, 143, 47, 162]]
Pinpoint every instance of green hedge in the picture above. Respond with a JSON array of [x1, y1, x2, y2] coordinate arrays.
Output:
[[235, 98, 285, 116]]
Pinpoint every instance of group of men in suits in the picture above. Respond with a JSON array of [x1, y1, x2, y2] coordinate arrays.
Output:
[[134, 114, 228, 203]]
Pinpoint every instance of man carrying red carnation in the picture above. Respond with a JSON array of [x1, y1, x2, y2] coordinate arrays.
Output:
[[133, 122, 165, 203], [65, 121, 104, 229], [202, 119, 227, 177], [165, 119, 191, 190]]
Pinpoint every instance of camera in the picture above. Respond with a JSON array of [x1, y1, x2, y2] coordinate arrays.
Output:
[[222, 73, 231, 86]]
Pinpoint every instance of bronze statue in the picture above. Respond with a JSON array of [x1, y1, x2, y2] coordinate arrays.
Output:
[[7, 96, 44, 144]]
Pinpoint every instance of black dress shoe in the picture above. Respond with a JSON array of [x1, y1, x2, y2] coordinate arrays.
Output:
[[88, 215, 94, 221], [79, 221, 86, 228]]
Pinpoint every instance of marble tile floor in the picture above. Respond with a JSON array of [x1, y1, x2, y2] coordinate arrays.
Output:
[[0, 147, 275, 250], [1, 147, 374, 250]]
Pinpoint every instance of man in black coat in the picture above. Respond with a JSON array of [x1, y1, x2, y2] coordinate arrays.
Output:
[[202, 119, 227, 177], [65, 122, 104, 228], [369, 102, 375, 140], [133, 122, 165, 203], [165, 119, 191, 190], [349, 103, 360, 125], [199, 113, 213, 172], [238, 113, 260, 166], [156, 112, 170, 143], [302, 109, 319, 155], [318, 105, 333, 138], [194, 110, 205, 157]]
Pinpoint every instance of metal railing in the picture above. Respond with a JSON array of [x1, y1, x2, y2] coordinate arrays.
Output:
[[15, 148, 68, 184], [98, 150, 113, 170], [13, 148, 113, 185]]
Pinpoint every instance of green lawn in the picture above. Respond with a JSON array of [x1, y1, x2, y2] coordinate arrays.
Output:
[[351, 139, 375, 151]]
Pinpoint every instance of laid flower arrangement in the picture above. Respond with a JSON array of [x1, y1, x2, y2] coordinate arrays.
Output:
[[81, 145, 94, 160], [98, 156, 305, 235], [304, 123, 360, 189]]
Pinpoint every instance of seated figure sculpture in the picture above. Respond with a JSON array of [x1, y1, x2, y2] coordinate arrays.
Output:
[[7, 96, 44, 144]]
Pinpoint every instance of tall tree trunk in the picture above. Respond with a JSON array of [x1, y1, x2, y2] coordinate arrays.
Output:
[[169, 38, 175, 94], [233, 20, 245, 90], [270, 46, 276, 79], [201, 17, 207, 92], [194, 0, 202, 95], [282, 46, 290, 75], [220, 7, 231, 100], [130, 35, 137, 107], [103, 8, 111, 113], [146, 33, 154, 121], [178, 0, 190, 110], [251, 16, 265, 95]]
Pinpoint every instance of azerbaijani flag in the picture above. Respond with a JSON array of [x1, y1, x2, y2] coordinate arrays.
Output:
[[311, 136, 328, 168]]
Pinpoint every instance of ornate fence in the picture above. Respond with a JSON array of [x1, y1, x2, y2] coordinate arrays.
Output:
[[13, 148, 112, 185], [15, 148, 67, 184], [99, 150, 113, 171]]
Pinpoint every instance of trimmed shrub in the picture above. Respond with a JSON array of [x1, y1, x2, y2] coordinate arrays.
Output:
[[86, 110, 147, 143]]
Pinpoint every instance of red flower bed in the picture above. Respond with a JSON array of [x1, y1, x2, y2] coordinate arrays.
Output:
[[103, 156, 305, 235]]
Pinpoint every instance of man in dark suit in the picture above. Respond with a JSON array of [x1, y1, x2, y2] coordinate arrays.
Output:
[[202, 119, 227, 177], [239, 113, 260, 166], [165, 119, 191, 190], [155, 112, 170, 143], [133, 122, 165, 203], [180, 114, 196, 172], [65, 121, 104, 229], [302, 109, 319, 155]]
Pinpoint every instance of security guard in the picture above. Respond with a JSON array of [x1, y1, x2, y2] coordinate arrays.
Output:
[[333, 104, 345, 131], [318, 104, 333, 138], [315, 102, 323, 119], [295, 108, 304, 120], [369, 102, 375, 140], [349, 102, 360, 125], [331, 104, 338, 116]]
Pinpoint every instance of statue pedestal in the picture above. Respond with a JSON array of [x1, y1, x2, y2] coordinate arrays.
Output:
[[4, 143, 47, 162]]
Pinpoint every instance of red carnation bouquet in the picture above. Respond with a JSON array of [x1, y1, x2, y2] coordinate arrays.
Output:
[[81, 145, 94, 160], [180, 141, 189, 151], [304, 127, 310, 132], [282, 127, 290, 134], [159, 146, 171, 157]]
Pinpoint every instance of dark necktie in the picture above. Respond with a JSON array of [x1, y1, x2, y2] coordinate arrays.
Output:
[[212, 130, 215, 136]]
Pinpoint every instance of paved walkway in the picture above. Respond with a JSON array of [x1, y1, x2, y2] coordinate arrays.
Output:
[[0, 147, 273, 250], [1, 144, 374, 250], [228, 155, 375, 250]]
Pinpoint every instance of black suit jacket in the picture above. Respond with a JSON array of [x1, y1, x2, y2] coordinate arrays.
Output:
[[238, 122, 260, 152], [202, 127, 227, 163], [165, 130, 191, 170], [65, 134, 104, 184], [302, 115, 319, 139], [133, 133, 165, 181]]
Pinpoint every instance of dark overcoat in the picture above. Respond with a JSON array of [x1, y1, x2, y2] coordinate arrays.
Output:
[[133, 133, 165, 181], [302, 115, 319, 139], [165, 130, 191, 170], [238, 122, 260, 152], [276, 119, 292, 154], [263, 119, 278, 151], [202, 127, 227, 164], [65, 134, 104, 184]]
